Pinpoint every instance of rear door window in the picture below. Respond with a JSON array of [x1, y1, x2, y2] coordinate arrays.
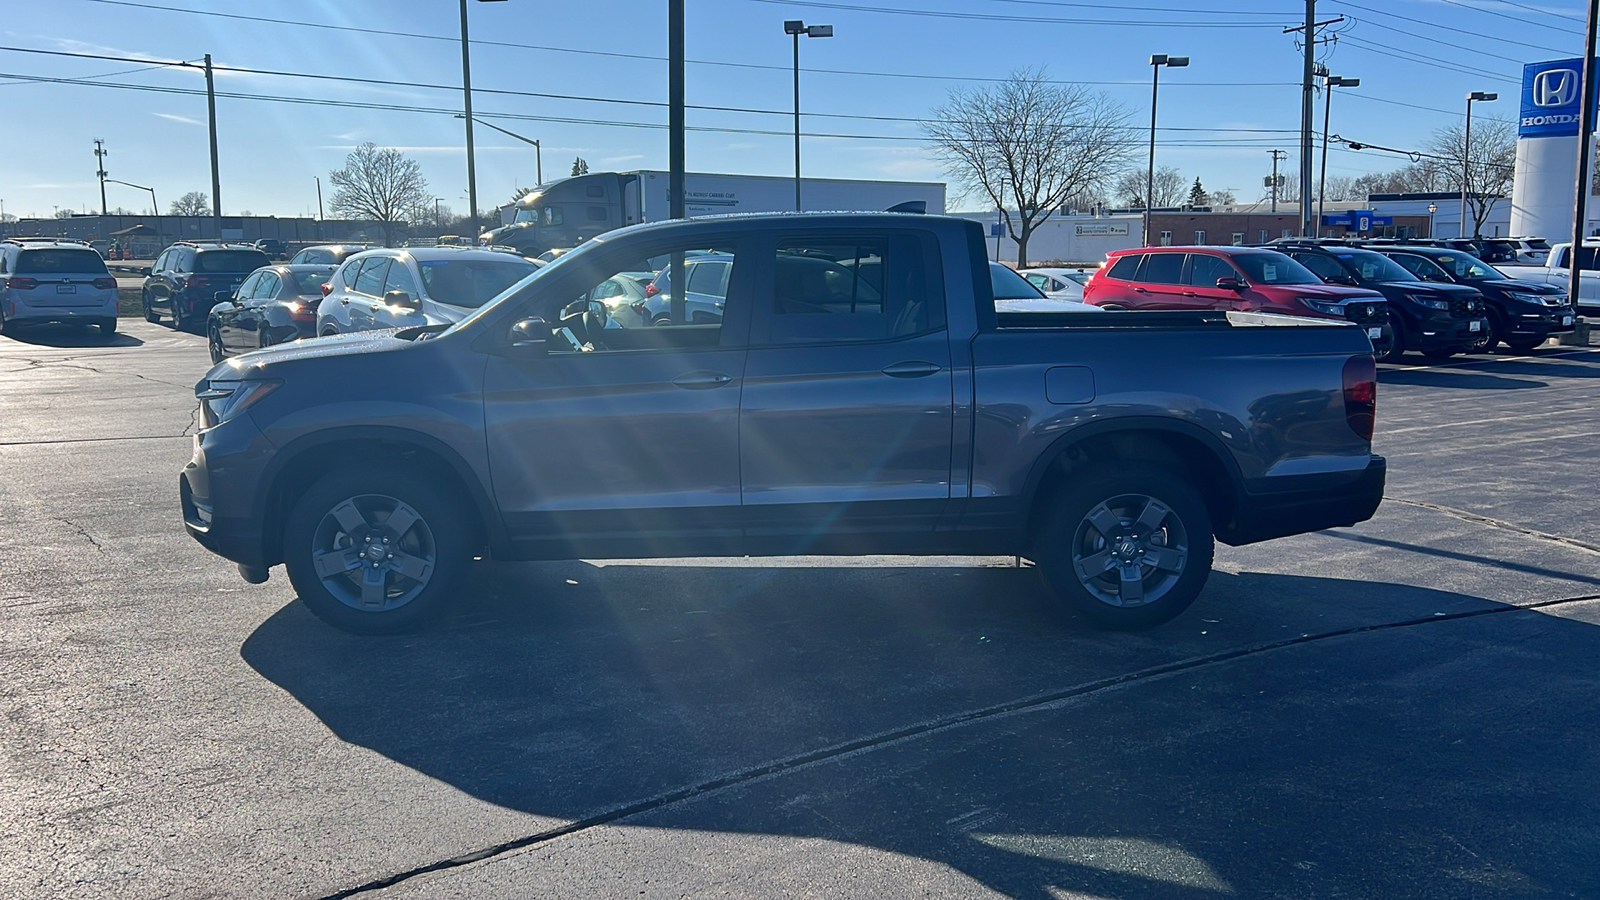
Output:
[[16, 249, 110, 274], [763, 233, 943, 344], [1136, 252, 1184, 284]]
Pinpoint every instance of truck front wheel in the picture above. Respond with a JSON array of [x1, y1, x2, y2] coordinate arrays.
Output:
[[1034, 463, 1214, 630], [283, 463, 472, 634]]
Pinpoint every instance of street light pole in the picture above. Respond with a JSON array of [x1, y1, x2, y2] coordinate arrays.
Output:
[[1462, 91, 1498, 239], [1318, 75, 1359, 236], [459, 0, 479, 237], [1145, 54, 1188, 246], [784, 20, 833, 212], [457, 115, 542, 185]]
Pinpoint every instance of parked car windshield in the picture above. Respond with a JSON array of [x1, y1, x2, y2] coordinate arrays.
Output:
[[196, 250, 271, 273], [1334, 249, 1416, 283], [1417, 249, 1506, 281], [16, 248, 109, 274], [290, 271, 334, 294], [990, 263, 1045, 300], [1229, 252, 1321, 285], [419, 258, 540, 308]]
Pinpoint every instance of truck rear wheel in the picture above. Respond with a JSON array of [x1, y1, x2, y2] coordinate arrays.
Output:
[[1034, 463, 1214, 630], [283, 463, 472, 634]]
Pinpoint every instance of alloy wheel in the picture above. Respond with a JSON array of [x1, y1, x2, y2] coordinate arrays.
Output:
[[1069, 492, 1189, 608]]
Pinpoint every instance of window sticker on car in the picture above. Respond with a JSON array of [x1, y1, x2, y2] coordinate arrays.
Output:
[[1263, 264, 1277, 279]]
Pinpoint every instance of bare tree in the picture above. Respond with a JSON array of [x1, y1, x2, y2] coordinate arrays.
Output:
[[1114, 165, 1184, 209], [927, 68, 1133, 267], [1210, 187, 1238, 207], [328, 143, 431, 247], [1424, 119, 1514, 238], [169, 191, 210, 216]]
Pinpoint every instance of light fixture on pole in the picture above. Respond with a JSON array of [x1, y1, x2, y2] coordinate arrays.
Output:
[[1462, 91, 1498, 239], [784, 19, 833, 212], [105, 179, 157, 216], [460, 0, 509, 240], [1427, 202, 1437, 238], [456, 114, 542, 185], [1145, 54, 1188, 246], [1317, 75, 1359, 236]]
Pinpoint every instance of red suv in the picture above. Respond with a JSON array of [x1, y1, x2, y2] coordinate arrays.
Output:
[[1084, 246, 1392, 350]]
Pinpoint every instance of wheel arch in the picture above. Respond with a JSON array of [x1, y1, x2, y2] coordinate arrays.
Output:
[[257, 426, 506, 566], [1022, 417, 1246, 546]]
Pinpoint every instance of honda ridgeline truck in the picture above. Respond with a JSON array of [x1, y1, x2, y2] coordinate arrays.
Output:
[[182, 213, 1385, 634]]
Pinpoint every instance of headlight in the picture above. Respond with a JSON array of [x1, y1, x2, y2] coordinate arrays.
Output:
[[1407, 294, 1451, 310], [196, 379, 281, 427], [1300, 297, 1346, 316], [1505, 291, 1545, 304]]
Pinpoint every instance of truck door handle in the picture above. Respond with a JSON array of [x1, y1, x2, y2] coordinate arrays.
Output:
[[881, 361, 943, 378], [1182, 291, 1197, 297], [672, 371, 733, 389], [1133, 287, 1149, 293]]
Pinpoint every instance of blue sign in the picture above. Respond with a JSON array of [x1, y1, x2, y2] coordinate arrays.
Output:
[[1520, 58, 1600, 138], [1321, 210, 1391, 231]]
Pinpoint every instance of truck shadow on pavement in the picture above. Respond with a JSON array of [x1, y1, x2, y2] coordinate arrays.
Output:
[[1377, 367, 1544, 390], [241, 564, 1600, 899]]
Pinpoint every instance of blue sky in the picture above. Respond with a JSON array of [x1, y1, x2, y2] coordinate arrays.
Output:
[[0, 0, 1584, 220]]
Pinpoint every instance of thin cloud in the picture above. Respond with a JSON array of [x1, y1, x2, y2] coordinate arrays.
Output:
[[153, 112, 202, 125]]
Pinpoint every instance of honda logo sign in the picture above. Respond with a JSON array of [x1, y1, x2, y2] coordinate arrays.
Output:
[[1533, 68, 1579, 108]]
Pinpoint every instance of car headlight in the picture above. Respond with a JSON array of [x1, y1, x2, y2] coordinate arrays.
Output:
[[1300, 297, 1346, 316], [1407, 294, 1451, 310], [196, 379, 281, 427]]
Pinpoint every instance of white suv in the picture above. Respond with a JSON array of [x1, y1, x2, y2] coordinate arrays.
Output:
[[315, 247, 540, 335], [0, 238, 119, 334]]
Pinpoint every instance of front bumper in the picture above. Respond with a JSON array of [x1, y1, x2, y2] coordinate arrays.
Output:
[[1504, 307, 1578, 339], [1411, 313, 1487, 350], [180, 417, 273, 569], [1222, 455, 1386, 546]]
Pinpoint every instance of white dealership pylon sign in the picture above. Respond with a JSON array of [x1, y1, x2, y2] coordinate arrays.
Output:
[[1512, 58, 1599, 243]]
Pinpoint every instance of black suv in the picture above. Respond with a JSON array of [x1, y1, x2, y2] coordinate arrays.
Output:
[[1275, 242, 1488, 361], [254, 238, 287, 260], [1373, 246, 1576, 352], [141, 242, 272, 333]]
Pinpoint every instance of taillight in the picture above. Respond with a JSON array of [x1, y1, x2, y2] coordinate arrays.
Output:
[[6, 276, 39, 290], [286, 301, 317, 322], [1342, 355, 1377, 441], [93, 277, 117, 290], [644, 282, 659, 297]]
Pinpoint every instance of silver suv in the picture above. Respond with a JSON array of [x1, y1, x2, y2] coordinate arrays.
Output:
[[315, 247, 540, 335], [0, 238, 119, 334]]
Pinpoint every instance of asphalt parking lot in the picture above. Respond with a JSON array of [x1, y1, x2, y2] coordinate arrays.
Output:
[[2, 320, 1597, 899]]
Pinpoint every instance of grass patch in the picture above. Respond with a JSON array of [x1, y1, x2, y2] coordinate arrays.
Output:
[[117, 285, 143, 318]]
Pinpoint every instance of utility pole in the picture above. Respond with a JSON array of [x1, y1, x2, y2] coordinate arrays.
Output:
[[1268, 149, 1286, 213], [204, 53, 222, 240], [1570, 0, 1599, 313], [459, 0, 480, 237], [1299, 0, 1314, 236], [93, 139, 109, 217], [315, 176, 324, 220], [669, 0, 685, 220]]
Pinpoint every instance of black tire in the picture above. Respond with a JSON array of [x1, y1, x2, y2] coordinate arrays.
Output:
[[1378, 324, 1407, 363], [1471, 312, 1504, 353], [142, 291, 160, 323], [171, 301, 189, 333], [1421, 348, 1457, 360], [283, 463, 473, 634], [1034, 462, 1215, 630], [1505, 336, 1546, 352], [96, 317, 117, 335], [207, 325, 225, 364]]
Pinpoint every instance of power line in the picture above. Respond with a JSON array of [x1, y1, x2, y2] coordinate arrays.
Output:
[[1437, 0, 1585, 34], [1488, 0, 1584, 25], [69, 0, 1293, 89], [739, 0, 1288, 27], [0, 45, 1302, 138], [1330, 1, 1562, 58], [1338, 35, 1519, 82]]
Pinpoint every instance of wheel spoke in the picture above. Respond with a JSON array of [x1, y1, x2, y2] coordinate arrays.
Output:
[[312, 547, 361, 578], [382, 502, 422, 539], [328, 499, 369, 536], [1133, 498, 1171, 534], [1118, 565, 1145, 604], [1086, 504, 1123, 538], [360, 564, 387, 607], [388, 550, 433, 582], [1144, 546, 1186, 574], [1073, 548, 1115, 582]]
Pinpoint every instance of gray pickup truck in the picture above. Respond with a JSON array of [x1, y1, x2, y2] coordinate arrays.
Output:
[[182, 213, 1385, 634]]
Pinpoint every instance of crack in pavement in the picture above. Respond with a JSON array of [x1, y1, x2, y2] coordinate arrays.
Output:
[[317, 591, 1600, 899], [1386, 497, 1600, 555], [52, 517, 105, 554], [18, 356, 192, 389]]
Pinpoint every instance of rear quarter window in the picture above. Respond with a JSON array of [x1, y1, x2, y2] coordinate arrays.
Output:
[[1105, 254, 1141, 280], [196, 250, 272, 273]]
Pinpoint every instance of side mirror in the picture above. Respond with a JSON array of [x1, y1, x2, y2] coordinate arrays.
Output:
[[140, 267, 153, 277], [385, 289, 421, 311], [509, 316, 550, 350], [1215, 276, 1245, 291], [320, 282, 332, 297]]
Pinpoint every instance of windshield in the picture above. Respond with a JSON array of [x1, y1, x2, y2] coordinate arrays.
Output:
[[1063, 272, 1090, 286], [16, 248, 108, 274], [1421, 250, 1505, 281], [1229, 252, 1321, 285], [197, 250, 271, 273], [514, 208, 540, 223], [1335, 249, 1416, 283], [419, 258, 541, 308], [290, 271, 334, 294], [990, 263, 1045, 300]]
